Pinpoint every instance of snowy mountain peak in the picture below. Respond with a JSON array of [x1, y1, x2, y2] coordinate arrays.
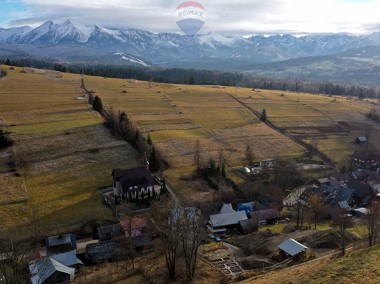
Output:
[[3, 20, 380, 71]]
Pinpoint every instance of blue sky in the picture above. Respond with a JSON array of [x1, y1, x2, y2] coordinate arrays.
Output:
[[0, 0, 28, 26], [1, 0, 380, 35]]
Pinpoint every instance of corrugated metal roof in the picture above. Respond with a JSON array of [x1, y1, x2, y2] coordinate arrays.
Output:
[[29, 257, 75, 284], [47, 234, 75, 247], [209, 211, 247, 228], [86, 240, 123, 262], [278, 238, 308, 257], [51, 250, 83, 267]]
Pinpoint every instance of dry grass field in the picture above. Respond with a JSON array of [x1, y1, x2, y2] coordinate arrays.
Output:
[[241, 244, 380, 284], [0, 66, 140, 229], [84, 78, 304, 169], [1, 65, 379, 227], [233, 88, 380, 162]]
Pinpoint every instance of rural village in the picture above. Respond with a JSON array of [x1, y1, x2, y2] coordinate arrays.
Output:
[[1, 65, 380, 284]]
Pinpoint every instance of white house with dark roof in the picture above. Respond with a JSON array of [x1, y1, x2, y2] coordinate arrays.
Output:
[[112, 165, 160, 201]]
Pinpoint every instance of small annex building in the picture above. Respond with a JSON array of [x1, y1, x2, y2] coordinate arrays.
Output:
[[249, 209, 280, 225], [278, 238, 308, 258], [355, 136, 368, 144], [45, 234, 77, 254]]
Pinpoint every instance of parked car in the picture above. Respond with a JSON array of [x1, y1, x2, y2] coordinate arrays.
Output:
[[214, 236, 222, 242]]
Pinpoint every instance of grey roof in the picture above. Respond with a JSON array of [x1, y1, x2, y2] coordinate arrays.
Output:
[[29, 257, 75, 284], [347, 180, 373, 199], [97, 224, 124, 240], [86, 240, 123, 262], [209, 211, 247, 228], [51, 250, 83, 267], [317, 178, 330, 184], [47, 234, 75, 248], [356, 136, 368, 142], [238, 219, 258, 234], [328, 187, 354, 205], [278, 238, 308, 257], [219, 203, 235, 214]]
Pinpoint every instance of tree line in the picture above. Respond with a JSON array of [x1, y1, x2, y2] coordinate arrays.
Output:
[[84, 86, 163, 172], [2, 57, 380, 99]]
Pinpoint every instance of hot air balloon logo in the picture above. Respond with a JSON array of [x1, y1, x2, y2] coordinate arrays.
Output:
[[176, 1, 206, 36]]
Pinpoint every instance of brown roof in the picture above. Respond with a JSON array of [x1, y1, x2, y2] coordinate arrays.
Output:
[[119, 217, 147, 238], [351, 151, 380, 162], [249, 209, 280, 222]]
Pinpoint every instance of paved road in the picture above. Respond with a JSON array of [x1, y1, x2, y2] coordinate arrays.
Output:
[[165, 181, 182, 207]]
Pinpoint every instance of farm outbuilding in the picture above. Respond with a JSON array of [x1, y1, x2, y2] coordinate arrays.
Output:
[[208, 211, 248, 233], [97, 224, 124, 241], [278, 238, 308, 258], [46, 234, 77, 254], [85, 240, 124, 264], [29, 256, 77, 284], [238, 219, 258, 234], [249, 209, 280, 225], [355, 136, 368, 144]]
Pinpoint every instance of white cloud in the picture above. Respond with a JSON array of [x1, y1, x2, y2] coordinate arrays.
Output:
[[5, 0, 380, 35]]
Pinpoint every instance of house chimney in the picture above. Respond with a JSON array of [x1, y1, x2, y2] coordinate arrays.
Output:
[[144, 152, 150, 170]]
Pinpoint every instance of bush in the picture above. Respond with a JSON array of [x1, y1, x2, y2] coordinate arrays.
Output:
[[0, 129, 13, 149], [92, 96, 104, 114], [0, 69, 7, 78]]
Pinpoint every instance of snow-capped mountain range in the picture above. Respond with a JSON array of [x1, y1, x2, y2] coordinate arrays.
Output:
[[3, 19, 380, 72]]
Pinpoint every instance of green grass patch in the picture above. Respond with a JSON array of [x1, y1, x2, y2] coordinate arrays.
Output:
[[150, 128, 209, 142]]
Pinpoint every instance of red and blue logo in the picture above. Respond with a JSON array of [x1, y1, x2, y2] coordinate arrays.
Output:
[[176, 1, 206, 36]]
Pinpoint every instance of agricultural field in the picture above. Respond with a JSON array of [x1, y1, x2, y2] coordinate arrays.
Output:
[[1, 65, 379, 228], [84, 77, 304, 169], [0, 66, 140, 229], [234, 88, 380, 162]]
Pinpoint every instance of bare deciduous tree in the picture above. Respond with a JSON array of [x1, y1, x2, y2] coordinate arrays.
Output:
[[334, 208, 351, 255], [0, 233, 31, 284], [245, 144, 254, 166], [194, 139, 201, 170], [308, 193, 327, 229], [151, 198, 181, 281], [295, 200, 305, 228], [367, 202, 380, 247], [179, 207, 204, 280]]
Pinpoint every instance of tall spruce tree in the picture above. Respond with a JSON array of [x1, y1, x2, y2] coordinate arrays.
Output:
[[149, 146, 162, 172], [92, 96, 103, 114], [260, 109, 267, 122]]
